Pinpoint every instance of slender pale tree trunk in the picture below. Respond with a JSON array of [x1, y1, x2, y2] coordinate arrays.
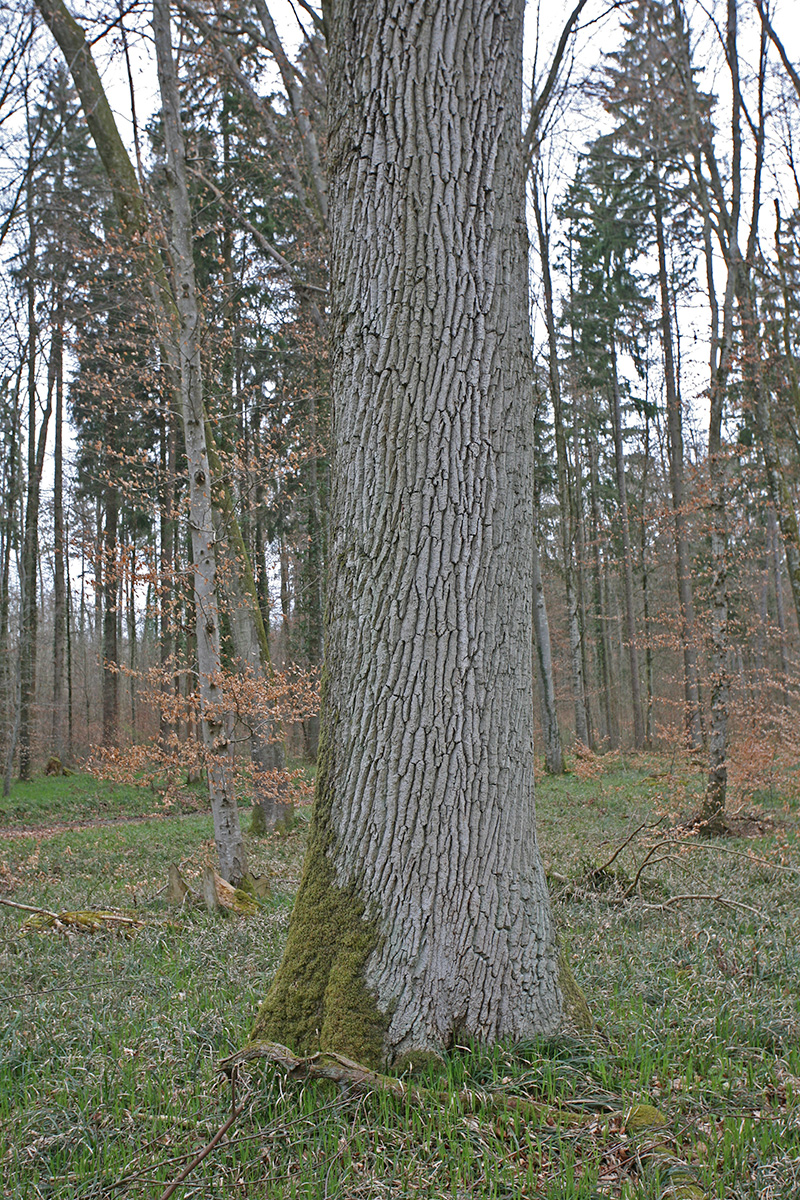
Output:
[[587, 433, 616, 749], [573, 421, 594, 749], [739, 277, 800, 633], [19, 175, 39, 782], [52, 293, 67, 763], [153, 0, 247, 884], [101, 486, 119, 747], [532, 530, 564, 774], [653, 169, 703, 750], [609, 346, 644, 749], [0, 364, 23, 794], [639, 412, 654, 747], [768, 506, 790, 701], [532, 182, 590, 748], [255, 0, 562, 1066], [37, 0, 287, 815], [159, 389, 177, 746], [702, 247, 736, 830]]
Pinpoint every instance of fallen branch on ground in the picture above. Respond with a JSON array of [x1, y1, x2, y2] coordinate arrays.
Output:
[[218, 1041, 706, 1195], [0, 896, 141, 933]]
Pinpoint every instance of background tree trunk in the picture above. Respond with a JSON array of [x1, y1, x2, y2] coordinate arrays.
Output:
[[532, 531, 564, 774], [532, 181, 590, 748], [153, 0, 247, 884], [653, 169, 703, 751], [51, 294, 67, 763], [609, 345, 644, 748]]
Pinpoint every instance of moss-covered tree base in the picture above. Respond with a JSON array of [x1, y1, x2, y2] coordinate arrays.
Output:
[[251, 839, 389, 1068], [557, 944, 594, 1034]]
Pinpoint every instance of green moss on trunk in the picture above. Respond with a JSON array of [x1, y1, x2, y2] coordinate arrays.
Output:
[[251, 716, 389, 1067], [251, 846, 388, 1065], [557, 944, 593, 1033]]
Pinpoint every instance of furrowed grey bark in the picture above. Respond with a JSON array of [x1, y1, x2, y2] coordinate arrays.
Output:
[[255, 0, 561, 1066], [153, 0, 247, 884]]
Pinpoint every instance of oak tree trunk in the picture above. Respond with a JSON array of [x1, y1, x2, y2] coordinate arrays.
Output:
[[254, 0, 561, 1067]]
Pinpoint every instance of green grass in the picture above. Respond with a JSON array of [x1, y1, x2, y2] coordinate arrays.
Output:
[[1, 753, 799, 1198], [0, 772, 208, 828]]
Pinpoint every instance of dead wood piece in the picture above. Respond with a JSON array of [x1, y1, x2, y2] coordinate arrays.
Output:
[[220, 1040, 410, 1099], [220, 1041, 559, 1125], [1, 896, 140, 932], [202, 866, 224, 914], [168, 864, 194, 904]]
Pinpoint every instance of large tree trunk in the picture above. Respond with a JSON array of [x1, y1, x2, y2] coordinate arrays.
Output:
[[153, 0, 247, 885], [254, 0, 561, 1067]]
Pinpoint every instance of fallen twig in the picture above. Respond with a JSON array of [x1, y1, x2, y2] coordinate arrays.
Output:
[[593, 820, 653, 876], [621, 839, 679, 900], [0, 896, 139, 927], [0, 897, 59, 918], [670, 839, 800, 876], [643, 892, 763, 915]]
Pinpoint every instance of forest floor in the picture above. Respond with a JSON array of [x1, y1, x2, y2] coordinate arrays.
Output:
[[1, 750, 799, 1199]]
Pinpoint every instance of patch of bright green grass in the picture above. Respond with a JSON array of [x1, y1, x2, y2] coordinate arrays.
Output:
[[1, 753, 798, 1197], [0, 771, 209, 828]]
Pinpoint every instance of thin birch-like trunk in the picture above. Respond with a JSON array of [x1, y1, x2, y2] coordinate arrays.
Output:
[[532, 530, 564, 774], [768, 507, 790, 701], [532, 183, 590, 747], [609, 346, 644, 749], [153, 0, 247, 884], [52, 293, 67, 763], [653, 169, 703, 750], [37, 0, 286, 816], [101, 486, 119, 747], [588, 433, 616, 749]]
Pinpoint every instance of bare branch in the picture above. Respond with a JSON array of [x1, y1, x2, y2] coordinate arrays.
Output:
[[524, 0, 590, 160], [755, 0, 800, 103]]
